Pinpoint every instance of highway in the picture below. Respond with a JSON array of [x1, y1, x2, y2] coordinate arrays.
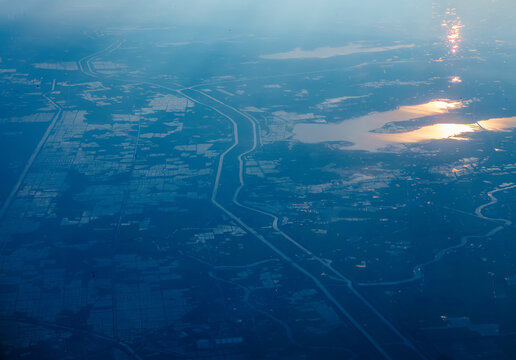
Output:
[[0, 95, 62, 224], [78, 41, 123, 78], [74, 42, 427, 359], [3, 36, 513, 359], [0, 42, 145, 360], [178, 87, 428, 360]]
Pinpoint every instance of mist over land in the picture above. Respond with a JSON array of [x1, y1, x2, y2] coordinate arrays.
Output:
[[1, 1, 516, 359]]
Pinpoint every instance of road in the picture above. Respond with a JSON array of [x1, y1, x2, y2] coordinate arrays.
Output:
[[0, 40, 124, 224], [9, 39, 512, 359], [78, 41, 123, 77], [72, 42, 428, 359], [0, 95, 62, 224], [178, 87, 428, 360]]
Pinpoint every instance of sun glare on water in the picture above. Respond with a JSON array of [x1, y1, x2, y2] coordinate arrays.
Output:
[[400, 99, 464, 115], [442, 8, 463, 55], [375, 123, 479, 144], [431, 100, 462, 111]]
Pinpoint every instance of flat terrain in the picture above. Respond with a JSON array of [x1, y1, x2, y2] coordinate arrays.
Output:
[[1, 15, 516, 360]]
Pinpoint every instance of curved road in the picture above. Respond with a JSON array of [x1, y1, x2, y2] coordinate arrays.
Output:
[[177, 87, 428, 359], [13, 40, 510, 359], [38, 41, 429, 359]]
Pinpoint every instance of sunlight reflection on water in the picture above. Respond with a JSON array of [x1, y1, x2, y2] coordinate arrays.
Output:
[[374, 123, 478, 143], [293, 100, 516, 152], [443, 8, 463, 55]]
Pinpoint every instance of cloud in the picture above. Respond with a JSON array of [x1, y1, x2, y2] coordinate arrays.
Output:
[[260, 43, 414, 60], [317, 95, 369, 110], [0, 1, 432, 39]]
